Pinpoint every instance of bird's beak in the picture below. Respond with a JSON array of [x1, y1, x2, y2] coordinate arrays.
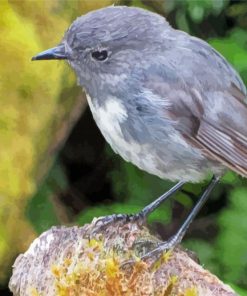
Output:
[[31, 44, 67, 61]]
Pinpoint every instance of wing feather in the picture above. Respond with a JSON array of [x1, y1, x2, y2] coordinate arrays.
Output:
[[194, 119, 247, 176]]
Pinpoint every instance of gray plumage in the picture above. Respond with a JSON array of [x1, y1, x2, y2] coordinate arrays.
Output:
[[35, 6, 247, 182]]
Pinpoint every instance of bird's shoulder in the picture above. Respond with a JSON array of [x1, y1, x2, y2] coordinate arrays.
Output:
[[155, 30, 246, 95]]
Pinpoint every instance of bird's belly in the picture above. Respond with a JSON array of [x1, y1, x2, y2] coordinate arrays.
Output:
[[87, 94, 162, 174], [103, 129, 214, 182], [86, 94, 223, 182]]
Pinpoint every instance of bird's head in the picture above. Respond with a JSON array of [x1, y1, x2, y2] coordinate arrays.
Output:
[[32, 6, 171, 96]]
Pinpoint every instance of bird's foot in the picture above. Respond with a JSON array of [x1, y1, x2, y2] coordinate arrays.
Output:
[[91, 212, 146, 236], [120, 235, 179, 270], [89, 181, 185, 239], [141, 234, 180, 262]]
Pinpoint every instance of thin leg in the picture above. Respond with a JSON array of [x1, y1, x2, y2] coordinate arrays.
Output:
[[93, 181, 185, 230], [139, 180, 185, 218], [142, 175, 220, 259]]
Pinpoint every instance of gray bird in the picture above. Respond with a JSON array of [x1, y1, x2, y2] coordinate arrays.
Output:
[[32, 6, 247, 256]]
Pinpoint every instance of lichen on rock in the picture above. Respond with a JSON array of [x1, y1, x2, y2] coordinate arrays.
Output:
[[9, 218, 237, 296]]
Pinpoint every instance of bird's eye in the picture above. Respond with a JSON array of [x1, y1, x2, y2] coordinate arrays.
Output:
[[91, 50, 108, 61]]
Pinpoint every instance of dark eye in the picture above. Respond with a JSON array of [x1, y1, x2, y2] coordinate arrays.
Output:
[[91, 50, 108, 61]]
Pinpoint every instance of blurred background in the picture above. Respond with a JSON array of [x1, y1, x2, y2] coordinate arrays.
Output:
[[1, 0, 247, 294]]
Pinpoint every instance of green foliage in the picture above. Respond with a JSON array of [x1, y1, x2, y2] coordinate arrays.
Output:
[[0, 0, 68, 282], [216, 187, 247, 285], [209, 29, 247, 81], [184, 239, 220, 275], [167, 0, 228, 23], [229, 284, 247, 296], [26, 161, 67, 233]]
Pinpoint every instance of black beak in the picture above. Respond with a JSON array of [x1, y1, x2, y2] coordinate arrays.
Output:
[[31, 44, 67, 61]]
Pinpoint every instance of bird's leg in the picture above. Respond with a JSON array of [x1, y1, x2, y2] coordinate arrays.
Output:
[[137, 180, 186, 218], [141, 175, 220, 260], [93, 181, 185, 231]]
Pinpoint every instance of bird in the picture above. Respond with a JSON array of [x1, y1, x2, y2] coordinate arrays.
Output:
[[32, 5, 247, 256]]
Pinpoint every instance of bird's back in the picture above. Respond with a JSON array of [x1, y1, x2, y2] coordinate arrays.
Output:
[[143, 29, 247, 178]]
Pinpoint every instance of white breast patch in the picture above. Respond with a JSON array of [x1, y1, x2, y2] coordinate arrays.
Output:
[[86, 94, 131, 149], [86, 93, 152, 168]]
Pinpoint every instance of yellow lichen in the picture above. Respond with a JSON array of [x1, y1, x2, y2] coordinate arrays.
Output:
[[169, 275, 178, 286], [51, 265, 61, 278], [152, 249, 173, 272], [159, 275, 179, 295], [105, 257, 120, 278], [49, 243, 175, 296], [87, 238, 102, 249], [30, 287, 41, 296], [184, 287, 198, 296]]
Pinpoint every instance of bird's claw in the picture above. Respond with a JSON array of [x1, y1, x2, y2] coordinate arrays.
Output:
[[141, 235, 177, 262], [120, 237, 176, 270], [91, 212, 145, 236]]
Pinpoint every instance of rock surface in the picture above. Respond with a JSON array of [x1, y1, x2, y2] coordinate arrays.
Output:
[[9, 218, 237, 296]]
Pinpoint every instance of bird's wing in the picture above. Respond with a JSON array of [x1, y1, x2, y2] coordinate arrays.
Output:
[[185, 84, 247, 177], [144, 34, 247, 177]]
